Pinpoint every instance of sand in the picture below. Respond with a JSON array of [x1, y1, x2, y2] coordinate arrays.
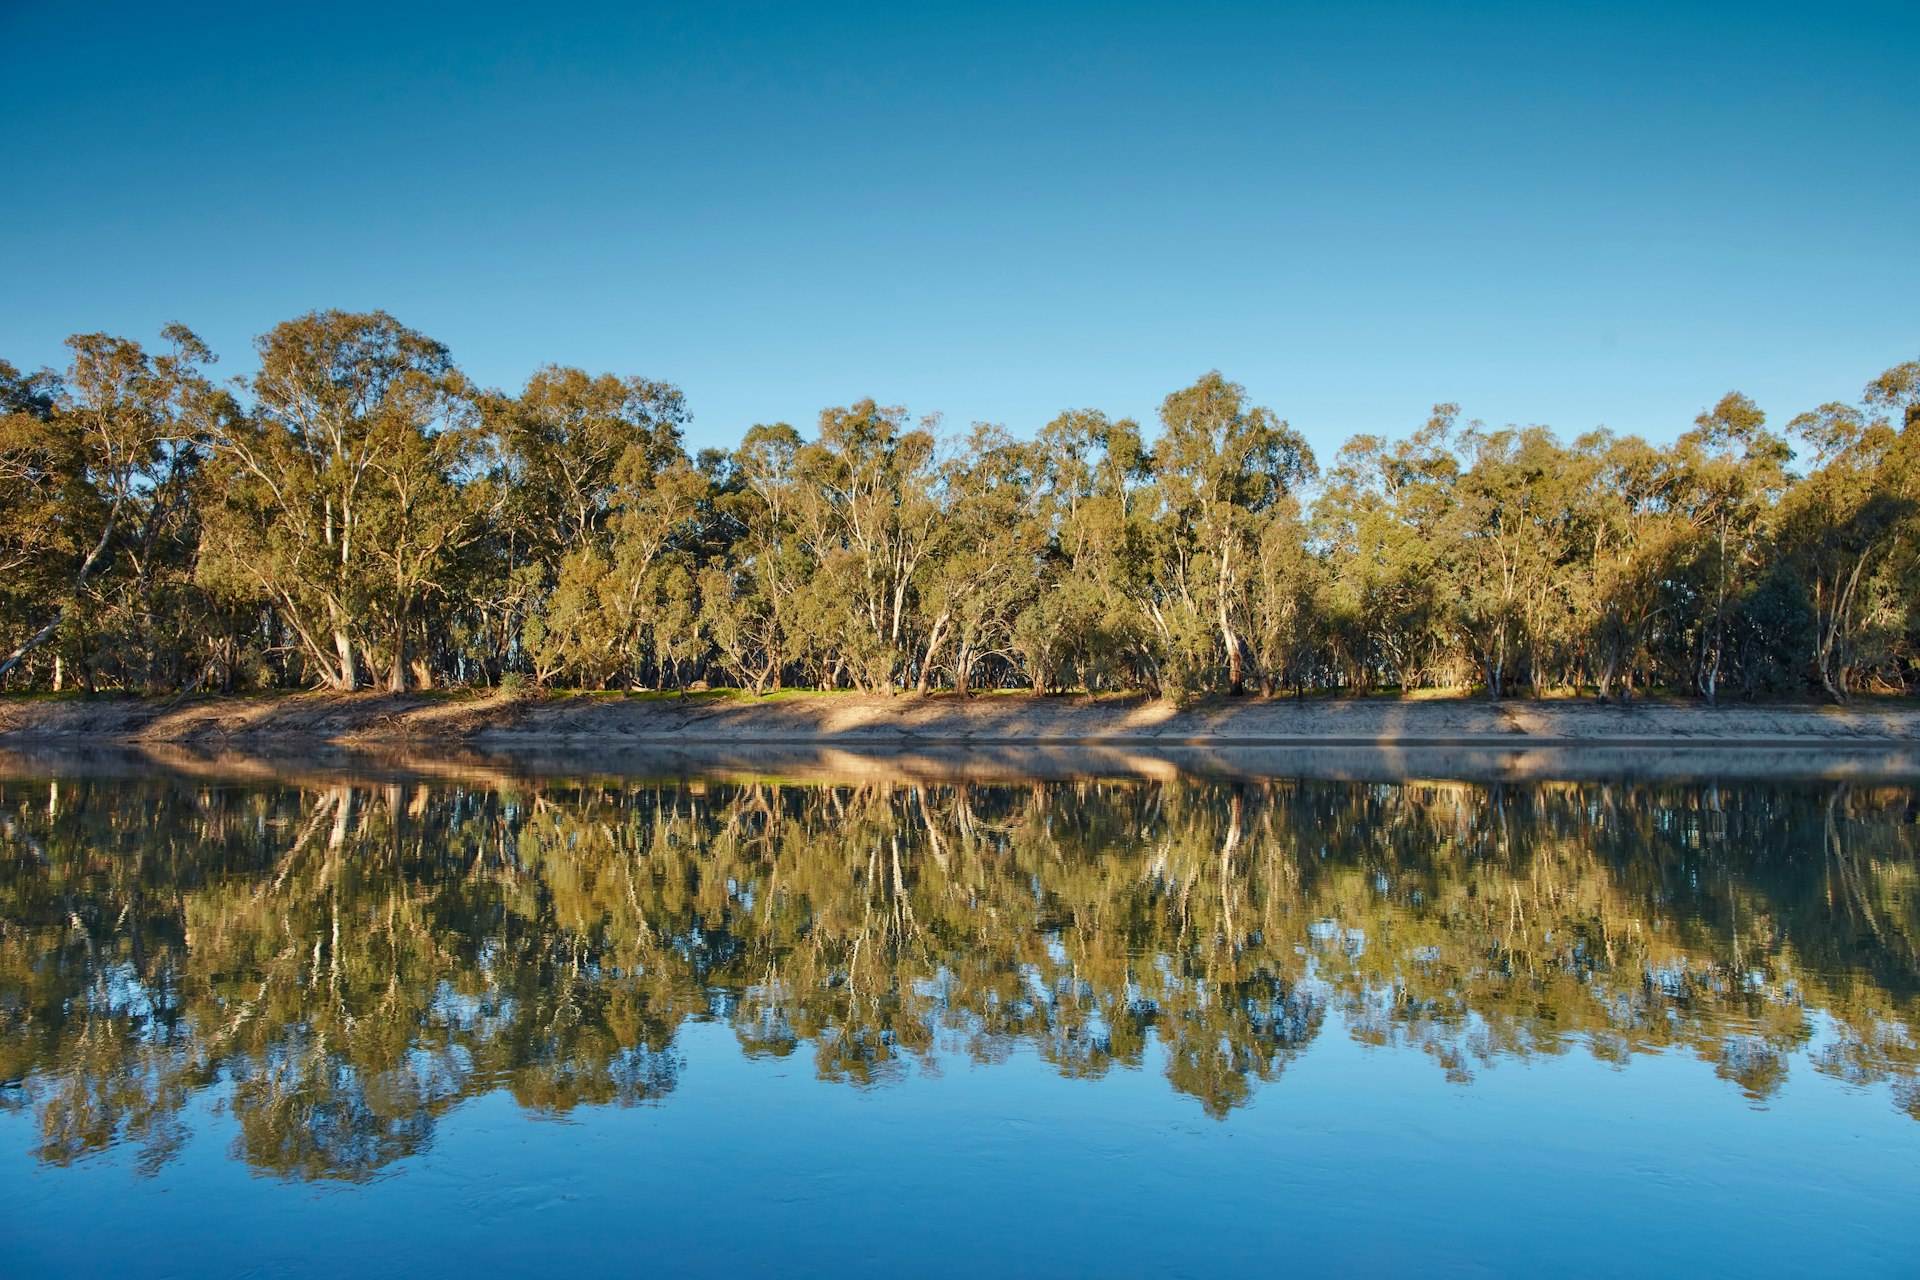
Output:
[[2, 689, 1918, 747], [5, 692, 1920, 785]]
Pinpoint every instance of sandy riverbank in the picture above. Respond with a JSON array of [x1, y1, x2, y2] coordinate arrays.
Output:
[[2, 689, 1918, 748]]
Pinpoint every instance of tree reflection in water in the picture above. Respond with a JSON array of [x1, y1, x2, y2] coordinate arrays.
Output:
[[1, 769, 1916, 1181]]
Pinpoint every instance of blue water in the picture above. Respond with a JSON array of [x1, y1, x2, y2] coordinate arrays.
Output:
[[1, 761, 1915, 1277]]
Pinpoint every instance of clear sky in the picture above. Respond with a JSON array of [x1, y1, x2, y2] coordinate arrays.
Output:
[[2, 0, 1915, 462]]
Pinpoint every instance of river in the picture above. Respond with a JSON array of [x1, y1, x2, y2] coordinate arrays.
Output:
[[2, 748, 1916, 1275]]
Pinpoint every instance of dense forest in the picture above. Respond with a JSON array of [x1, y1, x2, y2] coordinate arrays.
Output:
[[3, 309, 1917, 701]]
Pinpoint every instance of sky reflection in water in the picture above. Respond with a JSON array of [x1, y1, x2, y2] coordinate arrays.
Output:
[[2, 759, 1917, 1275]]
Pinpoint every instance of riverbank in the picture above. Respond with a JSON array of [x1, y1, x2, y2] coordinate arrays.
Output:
[[2, 689, 1918, 747]]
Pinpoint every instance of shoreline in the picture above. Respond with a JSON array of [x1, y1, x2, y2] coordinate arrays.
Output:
[[7, 738, 1920, 788], [3, 689, 1919, 749]]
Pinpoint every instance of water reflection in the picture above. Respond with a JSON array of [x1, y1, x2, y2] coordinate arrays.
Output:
[[2, 764, 1917, 1182]]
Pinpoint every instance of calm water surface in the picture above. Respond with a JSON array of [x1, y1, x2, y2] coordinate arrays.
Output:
[[2, 751, 1918, 1276]]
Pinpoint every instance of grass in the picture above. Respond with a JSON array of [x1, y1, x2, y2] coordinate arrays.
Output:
[[3, 683, 1910, 708], [0, 688, 128, 702]]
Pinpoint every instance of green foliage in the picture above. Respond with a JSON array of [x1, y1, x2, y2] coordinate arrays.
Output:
[[2, 319, 1918, 701]]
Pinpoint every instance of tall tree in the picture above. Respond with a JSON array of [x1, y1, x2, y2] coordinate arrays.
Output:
[[1149, 372, 1315, 697], [789, 400, 941, 693], [0, 328, 223, 688], [200, 311, 476, 691], [1439, 424, 1569, 700], [1783, 370, 1920, 700], [702, 423, 806, 693], [1670, 393, 1791, 703], [1312, 407, 1459, 691], [490, 366, 691, 686], [1018, 409, 1154, 692], [914, 424, 1042, 694]]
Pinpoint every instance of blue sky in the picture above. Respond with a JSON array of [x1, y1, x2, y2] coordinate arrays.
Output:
[[2, 0, 1914, 462]]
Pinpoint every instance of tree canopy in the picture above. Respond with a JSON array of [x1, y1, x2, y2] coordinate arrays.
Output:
[[4, 312, 1917, 702]]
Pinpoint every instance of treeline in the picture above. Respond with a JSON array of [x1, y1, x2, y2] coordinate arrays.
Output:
[[3, 309, 1917, 701]]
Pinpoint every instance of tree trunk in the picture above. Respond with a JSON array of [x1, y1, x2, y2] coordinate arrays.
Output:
[[388, 611, 410, 693], [1219, 598, 1243, 695], [916, 613, 950, 696], [333, 628, 358, 691], [1817, 650, 1848, 704], [954, 643, 977, 697], [0, 613, 65, 684]]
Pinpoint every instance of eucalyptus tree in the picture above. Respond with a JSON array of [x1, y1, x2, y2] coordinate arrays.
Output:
[[1435, 424, 1571, 699], [531, 452, 707, 688], [199, 310, 480, 691], [485, 365, 690, 679], [1148, 372, 1315, 697], [90, 328, 229, 690], [1781, 362, 1920, 700], [1312, 407, 1459, 690], [0, 328, 224, 689], [1246, 500, 1324, 696], [1017, 408, 1154, 692], [0, 359, 71, 684], [1670, 392, 1792, 703], [8, 310, 1920, 700], [1867, 359, 1920, 431], [913, 423, 1043, 693], [789, 400, 942, 692], [489, 367, 700, 687], [1563, 432, 1681, 699], [700, 422, 806, 692]]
